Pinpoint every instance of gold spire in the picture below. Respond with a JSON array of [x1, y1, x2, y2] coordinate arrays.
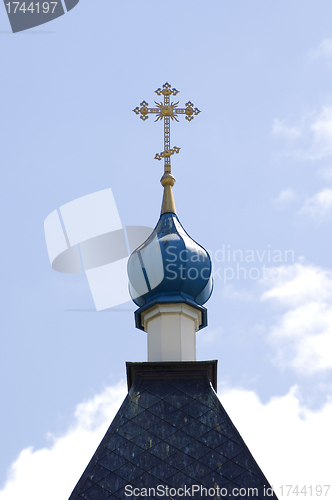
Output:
[[133, 83, 200, 215]]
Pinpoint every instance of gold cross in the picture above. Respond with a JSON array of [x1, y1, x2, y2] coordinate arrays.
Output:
[[133, 82, 200, 178]]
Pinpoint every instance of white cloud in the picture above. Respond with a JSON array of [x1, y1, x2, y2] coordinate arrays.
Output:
[[262, 263, 332, 306], [299, 188, 332, 217], [273, 106, 332, 161], [0, 380, 331, 500], [272, 119, 301, 139], [307, 107, 332, 160], [220, 384, 332, 495], [274, 188, 297, 207], [0, 382, 127, 500], [262, 263, 332, 374], [309, 38, 332, 62]]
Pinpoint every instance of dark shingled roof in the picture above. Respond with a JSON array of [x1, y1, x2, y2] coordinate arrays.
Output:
[[68, 362, 278, 500]]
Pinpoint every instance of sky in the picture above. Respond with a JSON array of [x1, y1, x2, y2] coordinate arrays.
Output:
[[1, 1, 332, 499]]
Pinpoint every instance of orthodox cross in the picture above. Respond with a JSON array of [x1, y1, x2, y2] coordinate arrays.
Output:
[[133, 82, 200, 178]]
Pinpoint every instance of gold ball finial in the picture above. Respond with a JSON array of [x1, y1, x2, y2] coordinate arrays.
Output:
[[160, 173, 175, 187], [160, 174, 176, 215]]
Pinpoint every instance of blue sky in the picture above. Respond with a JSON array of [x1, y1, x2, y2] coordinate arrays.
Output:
[[1, 1, 332, 499]]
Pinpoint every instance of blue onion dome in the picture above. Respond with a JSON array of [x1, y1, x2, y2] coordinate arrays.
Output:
[[127, 210, 213, 330]]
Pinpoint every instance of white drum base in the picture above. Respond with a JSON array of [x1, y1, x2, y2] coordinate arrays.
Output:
[[140, 303, 202, 362]]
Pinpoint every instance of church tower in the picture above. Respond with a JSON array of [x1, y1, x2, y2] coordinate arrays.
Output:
[[68, 83, 278, 500]]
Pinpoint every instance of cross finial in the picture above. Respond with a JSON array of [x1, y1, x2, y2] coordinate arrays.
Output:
[[133, 83, 200, 183]]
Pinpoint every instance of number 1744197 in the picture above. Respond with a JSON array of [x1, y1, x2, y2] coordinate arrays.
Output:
[[5, 2, 58, 13]]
